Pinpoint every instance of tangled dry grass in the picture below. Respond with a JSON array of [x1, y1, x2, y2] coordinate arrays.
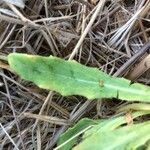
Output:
[[0, 0, 150, 149]]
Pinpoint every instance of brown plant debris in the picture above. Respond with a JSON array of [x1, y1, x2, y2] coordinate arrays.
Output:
[[0, 0, 150, 149]]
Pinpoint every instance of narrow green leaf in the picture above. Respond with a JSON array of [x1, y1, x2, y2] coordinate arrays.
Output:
[[74, 121, 150, 150], [57, 118, 99, 150], [8, 53, 150, 102], [82, 111, 150, 139], [56, 111, 150, 150], [117, 103, 150, 113]]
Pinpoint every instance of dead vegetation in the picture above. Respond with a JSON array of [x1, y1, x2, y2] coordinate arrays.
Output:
[[0, 0, 150, 149]]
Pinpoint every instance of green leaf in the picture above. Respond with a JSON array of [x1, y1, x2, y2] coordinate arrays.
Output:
[[117, 103, 150, 113], [57, 118, 99, 150], [56, 111, 150, 150], [8, 53, 150, 102], [82, 111, 150, 139], [74, 121, 150, 150]]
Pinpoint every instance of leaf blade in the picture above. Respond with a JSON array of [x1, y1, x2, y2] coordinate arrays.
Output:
[[8, 53, 150, 102], [57, 118, 99, 150], [57, 111, 150, 150], [73, 121, 150, 150]]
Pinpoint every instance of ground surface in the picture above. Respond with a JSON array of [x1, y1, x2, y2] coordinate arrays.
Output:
[[0, 0, 150, 149]]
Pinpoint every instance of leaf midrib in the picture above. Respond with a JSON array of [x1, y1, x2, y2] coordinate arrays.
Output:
[[42, 70, 148, 96]]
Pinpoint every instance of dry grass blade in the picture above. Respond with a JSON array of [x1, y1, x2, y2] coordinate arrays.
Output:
[[127, 54, 150, 80], [0, 60, 11, 70], [0, 8, 18, 18], [0, 0, 150, 149], [69, 0, 106, 60], [113, 41, 150, 77], [0, 82, 3, 86], [24, 112, 68, 125], [108, 1, 150, 48], [2, 0, 25, 8], [0, 123, 19, 150]]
